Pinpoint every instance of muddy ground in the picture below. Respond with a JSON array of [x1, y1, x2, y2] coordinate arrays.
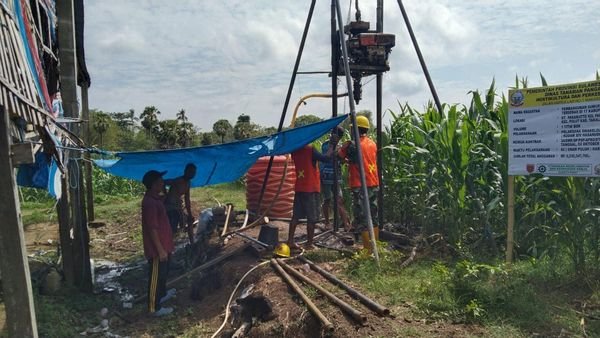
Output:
[[78, 220, 480, 338], [7, 208, 483, 338]]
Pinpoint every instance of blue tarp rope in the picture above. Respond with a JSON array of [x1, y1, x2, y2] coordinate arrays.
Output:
[[95, 114, 348, 188]]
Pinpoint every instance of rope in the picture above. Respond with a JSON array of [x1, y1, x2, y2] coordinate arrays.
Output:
[[68, 158, 79, 189]]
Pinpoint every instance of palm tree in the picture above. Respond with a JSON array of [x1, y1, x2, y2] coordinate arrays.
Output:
[[213, 119, 233, 143], [140, 106, 161, 136], [233, 114, 257, 140], [93, 113, 110, 148], [127, 108, 138, 131], [176, 108, 188, 124]]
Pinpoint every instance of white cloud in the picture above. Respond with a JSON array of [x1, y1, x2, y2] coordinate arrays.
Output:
[[83, 0, 600, 132]]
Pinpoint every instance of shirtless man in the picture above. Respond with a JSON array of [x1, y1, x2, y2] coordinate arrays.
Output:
[[164, 163, 196, 244]]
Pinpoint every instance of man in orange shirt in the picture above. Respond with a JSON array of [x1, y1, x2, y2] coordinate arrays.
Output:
[[288, 133, 339, 250], [338, 115, 379, 252]]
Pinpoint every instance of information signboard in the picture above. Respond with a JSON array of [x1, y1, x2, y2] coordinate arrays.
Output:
[[508, 79, 600, 176]]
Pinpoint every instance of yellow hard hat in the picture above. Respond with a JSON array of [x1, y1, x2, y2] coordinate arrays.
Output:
[[274, 243, 291, 258], [356, 115, 370, 129]]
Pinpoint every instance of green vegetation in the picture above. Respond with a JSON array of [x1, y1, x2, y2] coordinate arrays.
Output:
[[33, 289, 115, 338], [383, 77, 600, 272], [344, 248, 600, 337], [87, 105, 282, 152]]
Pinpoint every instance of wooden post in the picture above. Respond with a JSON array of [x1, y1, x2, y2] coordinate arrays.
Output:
[[81, 82, 94, 221], [57, 0, 92, 291], [56, 175, 74, 284], [506, 175, 515, 263], [0, 106, 39, 337]]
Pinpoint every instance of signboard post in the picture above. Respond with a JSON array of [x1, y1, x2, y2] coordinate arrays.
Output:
[[506, 79, 600, 262]]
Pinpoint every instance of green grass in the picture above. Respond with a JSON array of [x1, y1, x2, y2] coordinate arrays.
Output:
[[20, 181, 247, 225], [190, 181, 247, 209], [21, 201, 56, 226], [303, 248, 345, 263], [69, 182, 247, 223], [179, 323, 212, 338], [33, 288, 117, 338], [343, 250, 600, 337]]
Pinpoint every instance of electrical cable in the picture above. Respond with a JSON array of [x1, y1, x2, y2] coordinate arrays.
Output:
[[210, 248, 307, 338]]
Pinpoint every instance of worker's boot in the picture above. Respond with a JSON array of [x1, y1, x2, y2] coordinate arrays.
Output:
[[361, 231, 372, 254]]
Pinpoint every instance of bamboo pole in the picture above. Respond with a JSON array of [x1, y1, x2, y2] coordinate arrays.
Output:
[[506, 175, 515, 263], [271, 259, 334, 333], [278, 259, 367, 325]]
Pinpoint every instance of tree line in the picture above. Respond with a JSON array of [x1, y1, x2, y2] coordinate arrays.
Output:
[[88, 106, 327, 151]]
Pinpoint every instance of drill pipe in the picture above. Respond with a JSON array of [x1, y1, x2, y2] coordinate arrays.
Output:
[[298, 256, 390, 316], [270, 259, 334, 333], [278, 259, 367, 325]]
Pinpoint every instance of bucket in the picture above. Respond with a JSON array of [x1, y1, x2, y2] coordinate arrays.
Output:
[[257, 224, 279, 247]]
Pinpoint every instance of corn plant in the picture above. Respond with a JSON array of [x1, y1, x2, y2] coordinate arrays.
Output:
[[383, 78, 600, 271]]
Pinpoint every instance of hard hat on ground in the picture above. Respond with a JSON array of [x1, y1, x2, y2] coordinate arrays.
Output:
[[274, 243, 291, 258], [355, 115, 370, 129]]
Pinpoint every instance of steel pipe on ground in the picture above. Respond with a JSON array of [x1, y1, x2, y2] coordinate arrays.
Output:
[[278, 259, 367, 325], [270, 259, 334, 333], [298, 256, 390, 316]]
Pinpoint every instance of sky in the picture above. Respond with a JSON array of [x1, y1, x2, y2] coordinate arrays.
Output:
[[84, 0, 600, 131]]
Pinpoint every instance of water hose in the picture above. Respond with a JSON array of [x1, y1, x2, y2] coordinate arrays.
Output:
[[210, 261, 270, 338]]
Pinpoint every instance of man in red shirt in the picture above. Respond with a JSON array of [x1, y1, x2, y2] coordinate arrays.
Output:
[[142, 170, 176, 316], [338, 115, 379, 252], [288, 133, 339, 249]]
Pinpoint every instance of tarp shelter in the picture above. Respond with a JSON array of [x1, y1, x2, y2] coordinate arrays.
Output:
[[95, 114, 348, 187]]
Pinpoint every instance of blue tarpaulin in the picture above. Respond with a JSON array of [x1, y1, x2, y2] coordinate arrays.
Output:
[[95, 114, 348, 187]]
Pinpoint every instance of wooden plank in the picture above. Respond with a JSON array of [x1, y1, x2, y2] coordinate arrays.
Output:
[[0, 12, 16, 87], [0, 15, 12, 83], [0, 105, 39, 337], [8, 10, 39, 108], [4, 13, 25, 95], [2, 11, 30, 122]]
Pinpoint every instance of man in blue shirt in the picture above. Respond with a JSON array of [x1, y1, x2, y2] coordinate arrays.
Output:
[[320, 127, 351, 231]]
